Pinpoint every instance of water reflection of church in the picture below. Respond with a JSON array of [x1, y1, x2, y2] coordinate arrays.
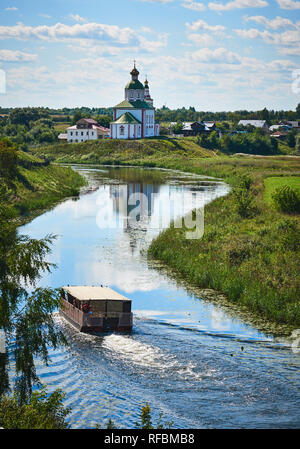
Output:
[[110, 182, 159, 250]]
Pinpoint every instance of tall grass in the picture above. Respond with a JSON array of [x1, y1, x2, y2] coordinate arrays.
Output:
[[148, 189, 300, 326]]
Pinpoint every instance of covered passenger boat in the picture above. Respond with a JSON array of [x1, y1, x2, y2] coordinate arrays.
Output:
[[59, 286, 133, 333]]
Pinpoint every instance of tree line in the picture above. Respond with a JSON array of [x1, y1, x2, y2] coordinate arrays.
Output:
[[1, 104, 299, 125]]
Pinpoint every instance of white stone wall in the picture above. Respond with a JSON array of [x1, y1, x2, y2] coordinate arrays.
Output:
[[67, 128, 98, 143], [143, 110, 155, 137], [111, 124, 142, 139]]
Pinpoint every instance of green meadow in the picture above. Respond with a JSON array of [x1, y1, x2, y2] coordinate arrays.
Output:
[[264, 176, 300, 207]]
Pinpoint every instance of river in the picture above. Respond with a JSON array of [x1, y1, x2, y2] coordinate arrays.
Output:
[[18, 165, 300, 429]]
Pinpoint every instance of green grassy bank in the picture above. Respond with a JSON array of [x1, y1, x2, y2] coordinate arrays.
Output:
[[147, 159, 300, 327], [31, 138, 300, 327], [264, 176, 300, 207], [2, 150, 86, 221], [31, 137, 215, 165]]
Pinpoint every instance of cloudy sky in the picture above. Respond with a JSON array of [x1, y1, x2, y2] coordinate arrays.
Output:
[[0, 0, 299, 110]]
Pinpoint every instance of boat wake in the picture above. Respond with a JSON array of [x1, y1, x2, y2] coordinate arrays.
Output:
[[102, 334, 213, 381]]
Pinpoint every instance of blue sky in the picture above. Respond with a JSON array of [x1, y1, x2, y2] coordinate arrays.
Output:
[[0, 0, 299, 111]]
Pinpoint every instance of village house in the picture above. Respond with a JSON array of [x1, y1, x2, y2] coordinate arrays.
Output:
[[270, 130, 288, 140], [279, 121, 300, 130], [110, 63, 159, 139], [238, 120, 269, 132], [58, 132, 68, 143], [66, 118, 110, 143], [170, 121, 216, 137]]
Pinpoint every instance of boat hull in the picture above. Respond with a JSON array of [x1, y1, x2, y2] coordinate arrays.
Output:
[[59, 298, 133, 333]]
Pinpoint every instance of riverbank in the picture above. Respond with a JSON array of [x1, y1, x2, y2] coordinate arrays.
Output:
[[1, 150, 86, 223], [31, 140, 300, 326], [31, 136, 215, 165], [147, 159, 300, 327]]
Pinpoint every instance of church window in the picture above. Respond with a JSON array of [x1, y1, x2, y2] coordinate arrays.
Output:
[[120, 126, 125, 136], [70, 132, 73, 136]]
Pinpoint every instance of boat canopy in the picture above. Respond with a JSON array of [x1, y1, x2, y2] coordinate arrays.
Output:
[[61, 286, 130, 302]]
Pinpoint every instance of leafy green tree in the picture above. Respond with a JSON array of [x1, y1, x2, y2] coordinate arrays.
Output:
[[233, 186, 256, 218], [134, 403, 174, 429], [135, 403, 153, 429], [0, 138, 18, 178], [172, 122, 183, 135], [0, 387, 71, 429], [72, 111, 83, 125], [0, 196, 66, 400], [207, 131, 218, 149], [296, 134, 300, 154], [260, 107, 270, 123], [9, 108, 49, 128], [95, 114, 112, 128], [106, 418, 117, 429], [286, 130, 296, 148]]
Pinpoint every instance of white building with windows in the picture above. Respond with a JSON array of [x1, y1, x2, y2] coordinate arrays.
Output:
[[110, 63, 159, 139], [67, 118, 110, 143]]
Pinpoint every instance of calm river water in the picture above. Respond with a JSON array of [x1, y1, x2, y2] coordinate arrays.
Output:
[[18, 166, 300, 429]]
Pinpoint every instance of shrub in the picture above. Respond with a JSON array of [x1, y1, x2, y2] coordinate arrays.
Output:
[[237, 174, 252, 190], [272, 185, 300, 214], [276, 219, 300, 250], [233, 188, 255, 218], [0, 138, 18, 178], [0, 387, 71, 429]]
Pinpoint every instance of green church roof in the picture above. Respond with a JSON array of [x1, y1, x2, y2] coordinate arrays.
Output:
[[111, 112, 142, 125], [113, 99, 154, 110], [125, 79, 144, 90]]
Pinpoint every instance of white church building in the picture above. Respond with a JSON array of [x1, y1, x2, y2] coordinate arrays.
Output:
[[110, 63, 159, 139]]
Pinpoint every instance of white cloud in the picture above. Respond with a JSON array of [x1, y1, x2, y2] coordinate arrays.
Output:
[[4, 51, 296, 110], [235, 27, 300, 45], [187, 33, 215, 46], [181, 0, 206, 11], [0, 22, 136, 44], [190, 47, 241, 64], [69, 14, 88, 23], [0, 21, 166, 53], [208, 0, 268, 11], [277, 45, 300, 55], [244, 15, 297, 29], [276, 0, 300, 9], [39, 13, 52, 19], [186, 19, 226, 33], [5, 6, 18, 11], [0, 49, 37, 62], [234, 26, 300, 56]]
